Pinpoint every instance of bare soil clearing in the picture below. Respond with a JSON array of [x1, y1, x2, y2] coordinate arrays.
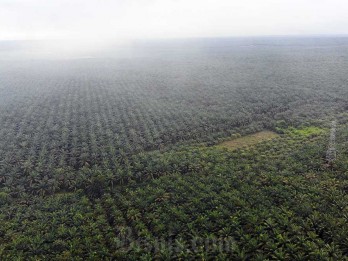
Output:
[[218, 131, 279, 150]]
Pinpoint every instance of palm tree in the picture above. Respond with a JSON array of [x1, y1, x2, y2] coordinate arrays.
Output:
[[104, 169, 116, 190], [22, 159, 34, 175], [10, 185, 26, 198]]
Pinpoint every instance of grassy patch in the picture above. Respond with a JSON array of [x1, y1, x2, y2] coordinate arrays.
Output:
[[217, 131, 279, 150], [286, 126, 325, 137]]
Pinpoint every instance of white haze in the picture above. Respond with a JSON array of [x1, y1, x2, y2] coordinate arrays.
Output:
[[2, 0, 348, 40], [1, 0, 348, 58]]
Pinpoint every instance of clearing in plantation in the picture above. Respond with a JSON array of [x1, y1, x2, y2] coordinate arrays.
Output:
[[217, 131, 279, 150]]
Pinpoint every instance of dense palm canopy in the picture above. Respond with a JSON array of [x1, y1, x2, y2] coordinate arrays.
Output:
[[1, 38, 348, 259]]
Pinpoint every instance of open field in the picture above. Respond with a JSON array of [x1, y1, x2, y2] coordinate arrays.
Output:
[[218, 131, 279, 150]]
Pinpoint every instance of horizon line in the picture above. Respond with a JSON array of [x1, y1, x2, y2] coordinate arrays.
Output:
[[1, 33, 348, 42]]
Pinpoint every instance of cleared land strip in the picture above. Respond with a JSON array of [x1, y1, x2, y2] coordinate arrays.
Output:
[[217, 131, 279, 150]]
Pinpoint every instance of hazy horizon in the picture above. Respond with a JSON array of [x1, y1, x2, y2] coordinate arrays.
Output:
[[1, 0, 348, 42], [1, 35, 348, 61]]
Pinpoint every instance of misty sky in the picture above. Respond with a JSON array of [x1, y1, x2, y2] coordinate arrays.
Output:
[[1, 0, 348, 41]]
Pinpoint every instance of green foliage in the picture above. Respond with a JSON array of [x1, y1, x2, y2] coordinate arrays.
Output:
[[285, 126, 325, 137], [0, 191, 9, 204], [1, 39, 348, 259], [1, 124, 348, 259]]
